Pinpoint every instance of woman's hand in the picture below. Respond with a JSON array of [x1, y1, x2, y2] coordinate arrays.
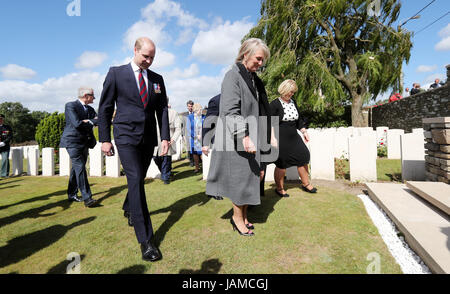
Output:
[[243, 136, 256, 154], [300, 128, 309, 142]]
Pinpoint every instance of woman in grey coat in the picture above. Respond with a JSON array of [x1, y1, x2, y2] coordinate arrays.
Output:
[[205, 38, 271, 236]]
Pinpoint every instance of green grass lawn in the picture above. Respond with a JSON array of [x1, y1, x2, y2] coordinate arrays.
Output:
[[335, 158, 402, 182], [0, 159, 402, 274]]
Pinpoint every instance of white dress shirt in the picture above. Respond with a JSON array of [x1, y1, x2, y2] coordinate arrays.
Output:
[[130, 60, 149, 92]]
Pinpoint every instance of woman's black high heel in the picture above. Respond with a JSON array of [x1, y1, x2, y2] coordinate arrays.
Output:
[[302, 184, 317, 193], [230, 218, 254, 236], [246, 223, 254, 230]]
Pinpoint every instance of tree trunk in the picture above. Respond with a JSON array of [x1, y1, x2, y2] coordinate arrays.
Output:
[[351, 93, 365, 127]]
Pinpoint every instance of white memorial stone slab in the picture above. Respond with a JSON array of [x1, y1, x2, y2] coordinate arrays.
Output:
[[334, 128, 351, 159], [348, 134, 377, 182], [376, 126, 389, 145], [42, 147, 55, 176], [27, 148, 40, 176], [105, 141, 121, 177], [401, 133, 426, 181], [59, 148, 72, 176], [309, 132, 335, 180], [146, 158, 161, 179], [89, 143, 104, 176], [264, 163, 276, 182], [386, 129, 405, 159], [202, 150, 212, 180], [11, 148, 23, 176]]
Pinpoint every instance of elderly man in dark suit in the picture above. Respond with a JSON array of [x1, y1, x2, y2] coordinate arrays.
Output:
[[98, 37, 169, 262], [60, 87, 98, 207]]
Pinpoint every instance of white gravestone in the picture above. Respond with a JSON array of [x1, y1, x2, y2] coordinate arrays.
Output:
[[42, 148, 55, 176], [386, 129, 405, 159], [27, 148, 40, 176], [11, 148, 23, 176], [59, 148, 72, 176], [146, 158, 161, 179], [202, 150, 212, 181], [401, 133, 426, 181], [348, 134, 377, 182], [89, 143, 104, 176], [105, 141, 121, 177], [376, 126, 389, 145], [334, 128, 351, 159], [309, 132, 335, 181]]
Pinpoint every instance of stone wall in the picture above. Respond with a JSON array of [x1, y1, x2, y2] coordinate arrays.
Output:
[[370, 64, 450, 132], [423, 117, 450, 184]]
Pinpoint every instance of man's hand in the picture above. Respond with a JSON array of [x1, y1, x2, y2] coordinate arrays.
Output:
[[101, 142, 114, 156], [243, 136, 256, 154], [160, 140, 169, 156], [202, 146, 210, 156]]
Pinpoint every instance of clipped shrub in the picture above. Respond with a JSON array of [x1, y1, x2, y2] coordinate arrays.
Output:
[[35, 112, 65, 150]]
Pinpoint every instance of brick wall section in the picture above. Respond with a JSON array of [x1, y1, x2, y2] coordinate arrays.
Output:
[[423, 117, 450, 184], [370, 84, 450, 132]]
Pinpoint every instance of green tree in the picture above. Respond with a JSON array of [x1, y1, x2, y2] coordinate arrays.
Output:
[[0, 102, 35, 143], [247, 0, 412, 126], [35, 112, 65, 150]]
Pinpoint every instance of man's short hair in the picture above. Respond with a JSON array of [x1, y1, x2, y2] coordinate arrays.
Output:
[[186, 100, 194, 106], [78, 87, 93, 98]]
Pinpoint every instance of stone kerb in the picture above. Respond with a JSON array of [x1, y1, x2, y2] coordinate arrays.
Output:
[[11, 148, 23, 176], [105, 141, 121, 177], [400, 132, 425, 181], [387, 129, 405, 159], [42, 148, 55, 176], [309, 131, 335, 181], [89, 143, 104, 177], [348, 133, 377, 182], [27, 148, 40, 176], [59, 148, 72, 177]]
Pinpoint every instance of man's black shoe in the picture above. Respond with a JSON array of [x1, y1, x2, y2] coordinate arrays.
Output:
[[124, 211, 133, 226], [141, 239, 162, 262], [84, 198, 98, 208], [163, 179, 170, 185], [68, 195, 83, 202]]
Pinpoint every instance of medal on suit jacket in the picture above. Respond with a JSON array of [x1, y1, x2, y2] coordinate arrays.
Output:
[[153, 83, 161, 94]]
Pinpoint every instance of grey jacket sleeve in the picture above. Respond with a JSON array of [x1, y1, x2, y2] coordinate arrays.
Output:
[[220, 70, 247, 139]]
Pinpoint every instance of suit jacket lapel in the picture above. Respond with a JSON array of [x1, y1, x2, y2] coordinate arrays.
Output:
[[127, 63, 144, 106]]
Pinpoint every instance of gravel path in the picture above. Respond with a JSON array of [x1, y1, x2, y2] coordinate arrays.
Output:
[[357, 194, 431, 274]]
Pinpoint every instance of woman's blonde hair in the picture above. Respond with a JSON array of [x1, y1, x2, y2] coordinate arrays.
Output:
[[192, 103, 202, 114], [235, 38, 270, 66], [278, 79, 298, 97]]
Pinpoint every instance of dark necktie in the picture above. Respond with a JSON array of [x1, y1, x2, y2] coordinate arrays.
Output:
[[83, 105, 88, 117], [138, 69, 149, 108]]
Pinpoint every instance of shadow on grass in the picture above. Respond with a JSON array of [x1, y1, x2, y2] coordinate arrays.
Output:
[[0, 193, 86, 228], [220, 186, 283, 225], [117, 265, 148, 274], [0, 179, 23, 188], [47, 254, 86, 274], [179, 258, 222, 274], [0, 189, 67, 211], [0, 217, 95, 268], [150, 192, 211, 248], [385, 173, 402, 182]]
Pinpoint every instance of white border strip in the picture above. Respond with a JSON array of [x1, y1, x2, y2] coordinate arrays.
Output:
[[357, 194, 431, 274]]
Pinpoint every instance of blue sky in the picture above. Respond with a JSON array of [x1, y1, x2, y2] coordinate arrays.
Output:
[[0, 0, 449, 113]]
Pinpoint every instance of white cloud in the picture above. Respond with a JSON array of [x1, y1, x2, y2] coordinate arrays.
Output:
[[164, 63, 199, 79], [151, 49, 176, 70], [0, 71, 106, 112], [191, 19, 254, 65], [438, 23, 450, 38], [175, 28, 194, 45], [435, 36, 450, 51], [416, 65, 437, 73], [141, 0, 208, 29], [423, 73, 446, 84], [75, 51, 108, 69], [123, 20, 169, 50], [0, 64, 37, 80]]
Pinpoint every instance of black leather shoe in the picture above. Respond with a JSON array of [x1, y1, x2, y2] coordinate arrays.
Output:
[[301, 184, 317, 193], [141, 239, 162, 262], [124, 211, 133, 226], [275, 189, 289, 197], [68, 195, 83, 202], [84, 198, 98, 207]]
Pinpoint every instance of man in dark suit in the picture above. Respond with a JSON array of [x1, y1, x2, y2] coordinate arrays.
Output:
[[0, 114, 13, 178], [201, 94, 223, 200], [98, 37, 169, 262], [60, 87, 98, 207]]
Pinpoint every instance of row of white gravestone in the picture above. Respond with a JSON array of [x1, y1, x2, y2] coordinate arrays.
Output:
[[3, 137, 184, 178], [200, 127, 426, 183]]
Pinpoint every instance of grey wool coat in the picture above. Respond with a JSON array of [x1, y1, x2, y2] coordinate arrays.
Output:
[[206, 63, 268, 206]]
